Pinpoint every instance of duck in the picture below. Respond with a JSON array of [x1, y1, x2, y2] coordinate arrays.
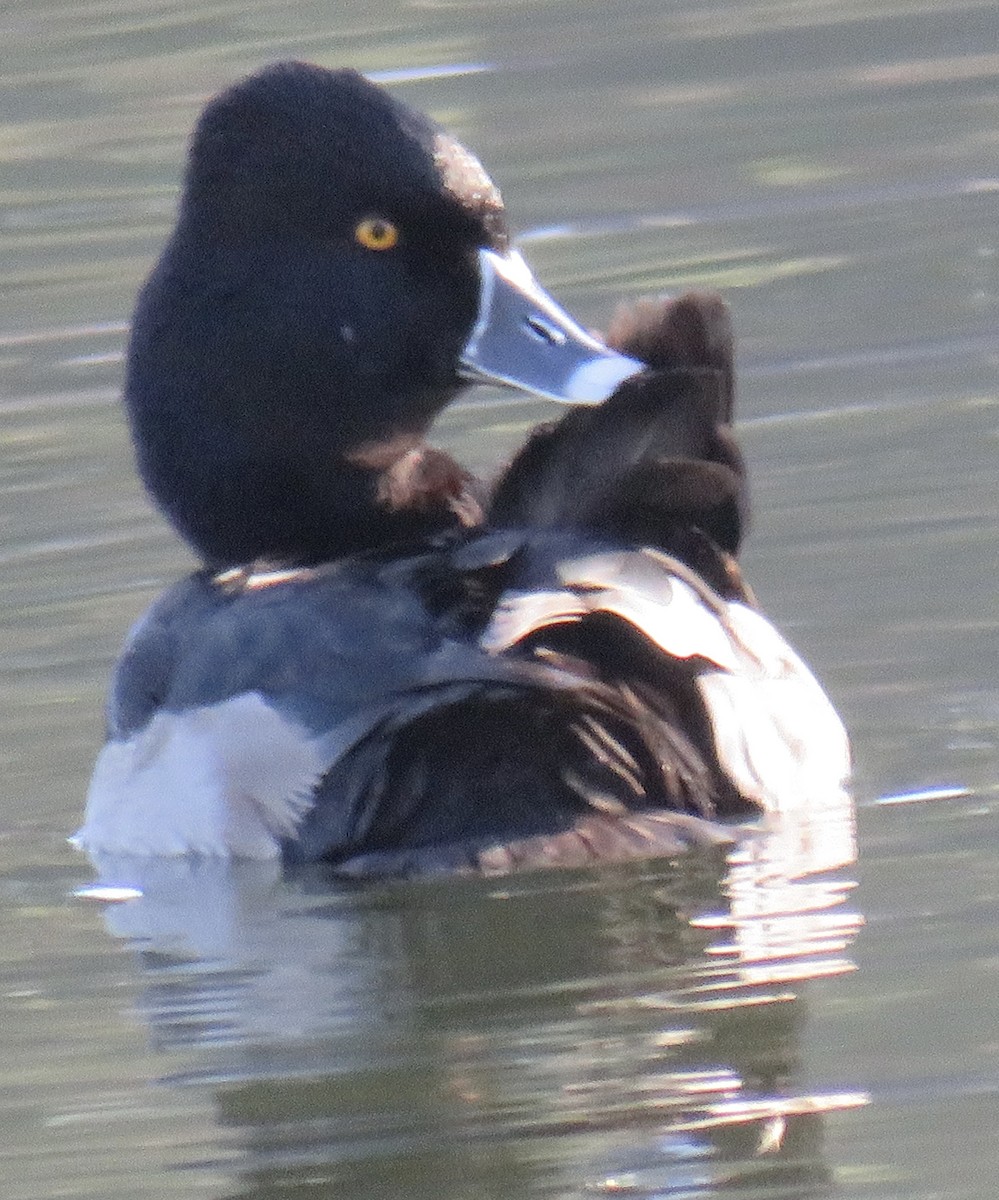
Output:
[[74, 61, 850, 876]]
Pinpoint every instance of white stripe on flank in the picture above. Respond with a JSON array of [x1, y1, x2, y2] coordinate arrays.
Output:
[[73, 694, 325, 859]]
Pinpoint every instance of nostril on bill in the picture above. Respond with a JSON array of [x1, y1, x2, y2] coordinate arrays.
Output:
[[525, 315, 567, 346]]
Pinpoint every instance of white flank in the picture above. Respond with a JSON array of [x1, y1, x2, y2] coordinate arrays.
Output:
[[697, 602, 851, 816], [480, 589, 587, 652], [483, 550, 742, 671], [587, 576, 743, 671], [73, 693, 326, 858], [482, 550, 850, 819]]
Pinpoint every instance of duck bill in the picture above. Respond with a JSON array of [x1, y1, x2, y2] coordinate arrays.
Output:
[[459, 248, 643, 405]]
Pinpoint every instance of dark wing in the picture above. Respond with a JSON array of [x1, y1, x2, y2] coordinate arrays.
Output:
[[488, 292, 749, 593]]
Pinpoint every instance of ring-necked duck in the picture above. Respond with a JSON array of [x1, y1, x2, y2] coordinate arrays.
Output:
[[74, 62, 849, 875]]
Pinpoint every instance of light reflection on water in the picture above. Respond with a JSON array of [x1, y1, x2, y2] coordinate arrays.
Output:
[[73, 783, 862, 1197]]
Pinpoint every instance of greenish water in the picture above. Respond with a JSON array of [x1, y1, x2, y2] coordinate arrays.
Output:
[[2, 2, 998, 1197]]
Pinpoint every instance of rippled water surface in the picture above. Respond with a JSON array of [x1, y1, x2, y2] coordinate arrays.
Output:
[[3, 2, 998, 1197]]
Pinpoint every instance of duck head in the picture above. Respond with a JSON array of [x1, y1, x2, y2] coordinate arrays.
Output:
[[125, 61, 640, 567]]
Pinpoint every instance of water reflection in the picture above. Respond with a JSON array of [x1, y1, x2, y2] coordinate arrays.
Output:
[[79, 786, 862, 1198]]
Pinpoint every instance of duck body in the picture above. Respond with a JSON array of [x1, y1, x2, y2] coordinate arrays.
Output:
[[76, 62, 850, 875], [81, 524, 846, 874]]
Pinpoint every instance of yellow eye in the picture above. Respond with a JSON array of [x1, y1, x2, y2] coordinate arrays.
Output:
[[354, 216, 399, 251]]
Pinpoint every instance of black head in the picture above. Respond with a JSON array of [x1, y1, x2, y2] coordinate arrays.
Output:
[[126, 62, 509, 566], [181, 62, 508, 252]]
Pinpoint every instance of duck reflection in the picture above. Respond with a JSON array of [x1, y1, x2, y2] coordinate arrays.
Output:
[[84, 788, 863, 1199]]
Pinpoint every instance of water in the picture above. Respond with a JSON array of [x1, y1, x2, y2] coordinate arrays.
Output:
[[2, 1, 998, 1196]]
